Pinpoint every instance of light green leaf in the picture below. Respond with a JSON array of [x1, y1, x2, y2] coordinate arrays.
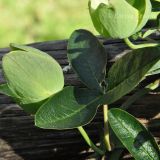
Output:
[[10, 43, 45, 54], [99, 47, 160, 105], [108, 109, 160, 160], [35, 86, 100, 129], [2, 49, 64, 104], [67, 29, 107, 92], [142, 29, 157, 38], [89, 0, 139, 38], [127, 0, 152, 32]]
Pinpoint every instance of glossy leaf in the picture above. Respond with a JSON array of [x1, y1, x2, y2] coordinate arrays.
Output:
[[108, 109, 160, 160], [99, 47, 160, 105], [35, 86, 100, 129], [67, 29, 107, 92], [2, 49, 64, 104]]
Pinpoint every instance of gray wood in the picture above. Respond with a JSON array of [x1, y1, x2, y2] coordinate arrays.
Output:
[[0, 38, 159, 160]]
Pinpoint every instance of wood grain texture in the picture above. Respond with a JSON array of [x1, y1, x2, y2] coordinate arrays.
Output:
[[0, 38, 159, 160]]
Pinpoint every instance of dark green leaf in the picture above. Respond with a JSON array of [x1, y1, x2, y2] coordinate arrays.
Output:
[[121, 80, 160, 110], [67, 29, 107, 92], [120, 88, 150, 110], [20, 99, 47, 114], [151, 0, 160, 11], [35, 86, 100, 129], [110, 149, 124, 160], [147, 59, 160, 76], [99, 47, 160, 105], [108, 108, 160, 160]]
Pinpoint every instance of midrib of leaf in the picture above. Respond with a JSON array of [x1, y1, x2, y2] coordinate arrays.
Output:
[[112, 116, 156, 160], [38, 96, 101, 128]]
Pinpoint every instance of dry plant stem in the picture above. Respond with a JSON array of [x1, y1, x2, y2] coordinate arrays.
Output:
[[103, 104, 111, 151], [77, 126, 105, 155], [124, 38, 160, 50]]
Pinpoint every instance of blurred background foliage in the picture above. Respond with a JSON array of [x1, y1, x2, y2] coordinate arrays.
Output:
[[0, 0, 97, 47]]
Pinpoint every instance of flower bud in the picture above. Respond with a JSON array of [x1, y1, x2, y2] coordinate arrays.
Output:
[[89, 0, 152, 39]]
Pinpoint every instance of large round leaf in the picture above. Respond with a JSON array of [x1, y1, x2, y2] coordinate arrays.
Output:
[[67, 29, 107, 92], [108, 109, 160, 160], [35, 86, 100, 129], [2, 49, 64, 104]]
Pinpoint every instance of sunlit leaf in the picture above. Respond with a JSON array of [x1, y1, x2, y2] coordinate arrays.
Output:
[[89, 0, 139, 38], [68, 29, 107, 92], [108, 108, 160, 160], [2, 48, 64, 104]]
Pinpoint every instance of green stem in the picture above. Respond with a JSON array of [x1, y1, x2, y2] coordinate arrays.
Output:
[[103, 104, 111, 151], [124, 38, 160, 50], [77, 126, 105, 155]]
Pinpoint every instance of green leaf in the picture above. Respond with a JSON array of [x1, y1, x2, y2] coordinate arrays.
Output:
[[120, 88, 150, 110], [35, 86, 100, 129], [67, 29, 107, 92], [127, 0, 152, 32], [147, 59, 160, 76], [99, 47, 160, 105], [120, 80, 160, 110], [108, 109, 160, 160], [0, 83, 48, 114], [89, 0, 139, 38], [20, 99, 47, 114], [2, 49, 64, 104], [142, 29, 157, 38], [0, 83, 17, 97], [151, 0, 160, 11], [10, 43, 45, 54]]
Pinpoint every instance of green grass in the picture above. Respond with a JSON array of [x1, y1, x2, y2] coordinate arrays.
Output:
[[0, 0, 97, 47]]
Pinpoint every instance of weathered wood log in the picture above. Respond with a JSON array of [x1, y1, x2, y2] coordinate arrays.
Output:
[[0, 37, 159, 160]]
